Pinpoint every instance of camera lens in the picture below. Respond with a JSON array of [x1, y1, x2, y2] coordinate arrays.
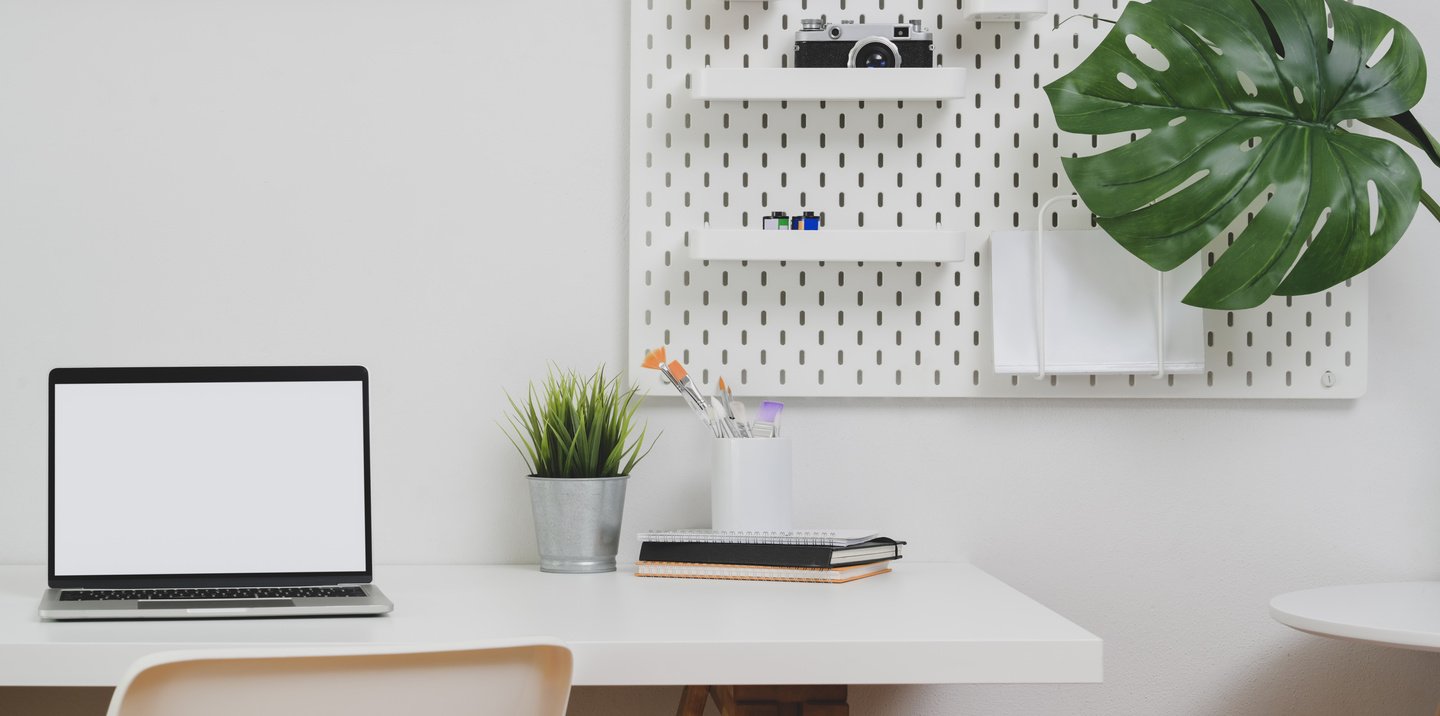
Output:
[[854, 41, 896, 68]]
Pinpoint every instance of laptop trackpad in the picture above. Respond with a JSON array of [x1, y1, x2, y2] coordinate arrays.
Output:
[[139, 599, 295, 609]]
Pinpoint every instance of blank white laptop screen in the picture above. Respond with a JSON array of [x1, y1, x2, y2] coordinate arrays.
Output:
[[52, 380, 367, 577]]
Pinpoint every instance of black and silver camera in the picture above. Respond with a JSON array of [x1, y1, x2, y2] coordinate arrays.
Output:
[[794, 18, 934, 68]]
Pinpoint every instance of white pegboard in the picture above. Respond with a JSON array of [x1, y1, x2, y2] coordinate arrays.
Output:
[[627, 0, 1366, 398]]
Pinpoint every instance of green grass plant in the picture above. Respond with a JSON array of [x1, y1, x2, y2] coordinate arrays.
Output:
[[502, 366, 657, 478]]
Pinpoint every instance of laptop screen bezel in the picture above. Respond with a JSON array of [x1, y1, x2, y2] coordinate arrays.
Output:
[[48, 365, 374, 589]]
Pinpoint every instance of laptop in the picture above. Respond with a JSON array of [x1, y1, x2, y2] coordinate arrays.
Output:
[[39, 366, 394, 620]]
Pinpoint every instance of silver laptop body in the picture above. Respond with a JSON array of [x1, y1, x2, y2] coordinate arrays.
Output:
[[41, 366, 393, 620]]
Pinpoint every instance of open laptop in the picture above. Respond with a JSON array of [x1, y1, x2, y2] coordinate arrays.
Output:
[[39, 366, 393, 620]]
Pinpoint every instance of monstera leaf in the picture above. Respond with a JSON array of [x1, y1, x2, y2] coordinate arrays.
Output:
[[1046, 0, 1437, 309]]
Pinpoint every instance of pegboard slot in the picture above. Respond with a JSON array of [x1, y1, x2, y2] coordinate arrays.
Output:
[[694, 67, 968, 101], [693, 228, 967, 262]]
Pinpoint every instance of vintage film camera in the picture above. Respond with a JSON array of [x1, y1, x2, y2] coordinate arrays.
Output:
[[793, 18, 935, 68]]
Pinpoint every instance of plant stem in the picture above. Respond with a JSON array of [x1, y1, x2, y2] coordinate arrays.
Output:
[[1422, 189, 1440, 223], [1055, 13, 1117, 27]]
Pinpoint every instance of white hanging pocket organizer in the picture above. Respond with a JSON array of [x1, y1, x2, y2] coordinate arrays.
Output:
[[990, 195, 1207, 377]]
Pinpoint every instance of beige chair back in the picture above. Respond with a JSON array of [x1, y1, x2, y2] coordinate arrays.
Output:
[[106, 640, 572, 716]]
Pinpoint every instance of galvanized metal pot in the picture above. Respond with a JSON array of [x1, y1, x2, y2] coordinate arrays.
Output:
[[527, 475, 629, 573]]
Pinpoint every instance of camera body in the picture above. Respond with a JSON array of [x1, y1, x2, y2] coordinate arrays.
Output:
[[794, 19, 935, 68]]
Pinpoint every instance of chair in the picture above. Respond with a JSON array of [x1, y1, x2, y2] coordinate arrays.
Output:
[[106, 639, 573, 716]]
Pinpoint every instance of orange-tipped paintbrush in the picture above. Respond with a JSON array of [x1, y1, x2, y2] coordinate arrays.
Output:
[[715, 377, 748, 437], [640, 346, 667, 371], [640, 347, 721, 436]]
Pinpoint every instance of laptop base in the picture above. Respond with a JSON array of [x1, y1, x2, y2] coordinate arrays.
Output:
[[38, 584, 393, 620]]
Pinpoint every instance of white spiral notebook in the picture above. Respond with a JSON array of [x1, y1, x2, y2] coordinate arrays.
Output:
[[637, 529, 879, 548]]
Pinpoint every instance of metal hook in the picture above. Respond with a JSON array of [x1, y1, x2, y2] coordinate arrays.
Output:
[[1034, 194, 1082, 381]]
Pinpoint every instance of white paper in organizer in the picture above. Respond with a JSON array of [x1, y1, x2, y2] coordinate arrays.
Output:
[[990, 230, 1206, 375]]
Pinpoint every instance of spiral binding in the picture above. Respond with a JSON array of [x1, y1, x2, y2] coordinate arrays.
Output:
[[637, 529, 876, 547]]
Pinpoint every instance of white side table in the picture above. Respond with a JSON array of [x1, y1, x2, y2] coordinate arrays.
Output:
[[1271, 582, 1440, 652]]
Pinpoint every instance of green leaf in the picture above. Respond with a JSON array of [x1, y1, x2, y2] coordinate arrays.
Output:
[[497, 365, 659, 478], [1362, 112, 1440, 167], [1046, 0, 1426, 309]]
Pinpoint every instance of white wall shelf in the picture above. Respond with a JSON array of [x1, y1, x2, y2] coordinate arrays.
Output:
[[692, 228, 967, 263], [693, 67, 967, 101], [965, 0, 1050, 22]]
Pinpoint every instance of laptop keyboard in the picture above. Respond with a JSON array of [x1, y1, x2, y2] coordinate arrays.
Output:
[[59, 586, 368, 602]]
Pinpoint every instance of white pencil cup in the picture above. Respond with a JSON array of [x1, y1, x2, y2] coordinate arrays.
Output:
[[711, 438, 793, 531]]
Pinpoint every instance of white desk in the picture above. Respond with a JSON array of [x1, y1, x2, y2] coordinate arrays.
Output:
[[1271, 582, 1440, 652], [0, 563, 1101, 687]]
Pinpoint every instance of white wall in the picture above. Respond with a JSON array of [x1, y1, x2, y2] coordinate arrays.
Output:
[[3, 1, 1440, 715]]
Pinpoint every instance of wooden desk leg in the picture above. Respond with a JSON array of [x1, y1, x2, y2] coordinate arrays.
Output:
[[699, 685, 849, 716], [676, 685, 712, 716]]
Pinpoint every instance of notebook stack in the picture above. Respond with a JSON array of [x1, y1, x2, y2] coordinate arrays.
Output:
[[636, 529, 904, 584]]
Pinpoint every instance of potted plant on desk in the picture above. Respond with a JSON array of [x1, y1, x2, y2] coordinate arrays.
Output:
[[502, 366, 657, 573]]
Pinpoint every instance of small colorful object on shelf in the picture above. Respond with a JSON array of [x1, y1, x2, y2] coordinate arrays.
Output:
[[761, 210, 821, 230]]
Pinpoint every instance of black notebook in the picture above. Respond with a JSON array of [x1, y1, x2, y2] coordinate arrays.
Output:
[[638, 537, 904, 569]]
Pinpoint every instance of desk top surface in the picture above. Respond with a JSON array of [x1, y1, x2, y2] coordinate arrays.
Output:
[[1270, 582, 1440, 653], [0, 563, 1101, 686]]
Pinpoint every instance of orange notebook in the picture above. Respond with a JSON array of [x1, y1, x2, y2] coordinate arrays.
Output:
[[635, 560, 891, 583]]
